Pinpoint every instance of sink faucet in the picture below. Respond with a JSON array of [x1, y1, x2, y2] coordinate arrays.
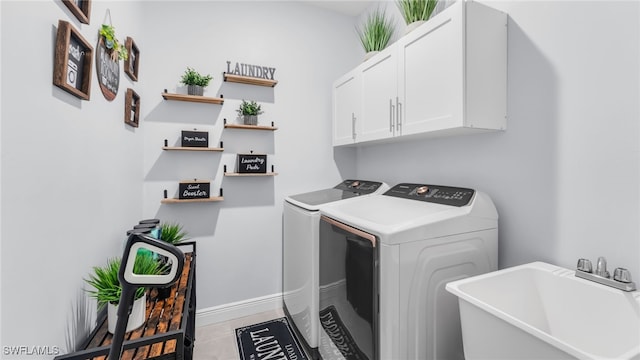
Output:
[[575, 256, 636, 292], [595, 256, 610, 278]]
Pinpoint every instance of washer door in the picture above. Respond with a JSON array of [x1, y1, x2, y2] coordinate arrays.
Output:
[[318, 215, 377, 360]]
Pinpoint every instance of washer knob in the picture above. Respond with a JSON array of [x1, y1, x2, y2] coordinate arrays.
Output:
[[351, 181, 360, 188], [416, 186, 429, 195]]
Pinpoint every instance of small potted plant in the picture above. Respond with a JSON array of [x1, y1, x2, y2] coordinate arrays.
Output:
[[237, 100, 263, 125], [154, 222, 189, 299], [85, 253, 166, 333], [99, 24, 128, 61], [181, 67, 213, 96], [396, 0, 439, 34], [356, 8, 395, 61]]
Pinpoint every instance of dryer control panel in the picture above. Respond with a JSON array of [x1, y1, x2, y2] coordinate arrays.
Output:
[[384, 183, 475, 207], [334, 179, 385, 195]]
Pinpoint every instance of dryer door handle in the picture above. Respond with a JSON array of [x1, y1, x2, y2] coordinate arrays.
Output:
[[321, 215, 377, 247]]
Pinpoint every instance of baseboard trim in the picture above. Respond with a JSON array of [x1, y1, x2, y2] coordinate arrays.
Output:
[[195, 293, 283, 327]]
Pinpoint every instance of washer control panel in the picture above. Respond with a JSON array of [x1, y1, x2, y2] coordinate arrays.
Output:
[[384, 183, 475, 207], [334, 180, 384, 195]]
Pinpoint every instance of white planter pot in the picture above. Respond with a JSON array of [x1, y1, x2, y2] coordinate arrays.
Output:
[[363, 51, 380, 62], [107, 293, 147, 334], [405, 20, 426, 34]]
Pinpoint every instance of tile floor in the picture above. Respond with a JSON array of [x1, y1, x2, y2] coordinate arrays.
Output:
[[193, 308, 286, 360]]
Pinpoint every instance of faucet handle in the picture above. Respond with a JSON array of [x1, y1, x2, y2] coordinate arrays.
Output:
[[595, 256, 610, 278], [577, 258, 593, 273], [613, 268, 633, 283]]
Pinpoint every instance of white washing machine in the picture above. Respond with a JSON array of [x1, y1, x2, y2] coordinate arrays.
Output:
[[283, 180, 389, 359], [317, 183, 498, 360]]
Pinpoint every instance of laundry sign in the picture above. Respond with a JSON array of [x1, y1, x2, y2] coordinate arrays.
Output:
[[226, 61, 276, 80], [237, 154, 267, 174], [179, 181, 210, 199], [181, 130, 209, 147]]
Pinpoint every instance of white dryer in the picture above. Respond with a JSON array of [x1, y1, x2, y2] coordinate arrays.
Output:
[[317, 183, 498, 360], [283, 180, 389, 359]]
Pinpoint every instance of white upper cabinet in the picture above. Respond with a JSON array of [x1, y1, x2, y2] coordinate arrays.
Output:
[[360, 45, 398, 143], [333, 70, 361, 146], [333, 0, 507, 146]]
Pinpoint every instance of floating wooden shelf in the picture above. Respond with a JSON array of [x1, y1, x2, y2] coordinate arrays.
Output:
[[161, 92, 224, 104], [161, 196, 224, 204], [223, 72, 278, 87], [224, 172, 278, 177], [224, 124, 278, 131], [162, 146, 224, 152]]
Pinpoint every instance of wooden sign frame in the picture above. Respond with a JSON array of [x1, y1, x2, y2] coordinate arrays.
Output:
[[62, 0, 91, 24], [95, 36, 120, 101], [124, 37, 140, 81], [124, 88, 140, 128], [53, 20, 93, 100]]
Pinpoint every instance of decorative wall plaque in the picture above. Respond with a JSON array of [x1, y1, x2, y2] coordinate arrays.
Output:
[[53, 20, 93, 100]]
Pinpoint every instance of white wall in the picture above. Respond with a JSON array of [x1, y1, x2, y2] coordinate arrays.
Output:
[[137, 1, 359, 314], [354, 1, 640, 279], [1, 1, 144, 356]]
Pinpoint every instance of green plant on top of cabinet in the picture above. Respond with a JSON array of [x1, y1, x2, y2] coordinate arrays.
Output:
[[333, 1, 507, 146], [397, 0, 439, 33], [356, 8, 395, 61]]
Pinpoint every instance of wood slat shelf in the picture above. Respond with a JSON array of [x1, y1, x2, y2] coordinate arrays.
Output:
[[162, 146, 224, 152], [161, 92, 224, 104], [224, 172, 278, 177], [161, 197, 224, 204], [55, 248, 197, 360], [224, 123, 278, 131], [223, 72, 278, 87]]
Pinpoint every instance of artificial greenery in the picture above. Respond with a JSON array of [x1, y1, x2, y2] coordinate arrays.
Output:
[[159, 222, 189, 245], [99, 24, 128, 61], [356, 8, 395, 53], [237, 100, 263, 116], [180, 67, 213, 87], [85, 253, 166, 308], [396, 0, 438, 24]]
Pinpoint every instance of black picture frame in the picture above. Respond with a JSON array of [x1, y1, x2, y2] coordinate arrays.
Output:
[[124, 37, 140, 81], [124, 88, 140, 128], [53, 20, 93, 100], [62, 0, 91, 24]]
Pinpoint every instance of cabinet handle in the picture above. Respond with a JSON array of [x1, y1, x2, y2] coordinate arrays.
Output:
[[389, 99, 395, 133], [396, 97, 402, 132], [352, 113, 356, 140]]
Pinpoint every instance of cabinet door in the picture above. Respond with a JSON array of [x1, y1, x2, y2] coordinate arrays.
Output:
[[398, 1, 464, 136], [333, 71, 361, 146], [359, 46, 398, 143]]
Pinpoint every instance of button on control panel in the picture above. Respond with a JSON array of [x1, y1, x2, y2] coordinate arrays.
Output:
[[384, 183, 475, 207], [334, 180, 384, 195]]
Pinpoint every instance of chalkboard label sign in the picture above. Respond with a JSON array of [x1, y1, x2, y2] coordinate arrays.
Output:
[[95, 36, 120, 101], [181, 130, 209, 147], [237, 154, 267, 173], [179, 181, 210, 200]]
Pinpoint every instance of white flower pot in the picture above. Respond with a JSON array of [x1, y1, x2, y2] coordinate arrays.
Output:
[[405, 20, 426, 34], [243, 115, 258, 125], [107, 293, 147, 334], [363, 51, 380, 62]]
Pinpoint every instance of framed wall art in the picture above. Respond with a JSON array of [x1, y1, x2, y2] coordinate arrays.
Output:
[[124, 37, 140, 81], [53, 20, 93, 100], [62, 0, 91, 24], [124, 88, 140, 128]]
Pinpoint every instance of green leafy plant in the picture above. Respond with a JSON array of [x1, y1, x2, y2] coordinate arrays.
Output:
[[99, 24, 128, 61], [85, 253, 166, 308], [159, 222, 189, 245], [356, 8, 395, 53], [180, 67, 213, 87], [236, 100, 263, 116], [396, 0, 438, 24]]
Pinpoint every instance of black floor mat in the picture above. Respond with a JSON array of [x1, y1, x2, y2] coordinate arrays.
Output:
[[236, 317, 308, 360]]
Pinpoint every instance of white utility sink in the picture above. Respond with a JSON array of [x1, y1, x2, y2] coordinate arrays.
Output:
[[446, 261, 640, 360]]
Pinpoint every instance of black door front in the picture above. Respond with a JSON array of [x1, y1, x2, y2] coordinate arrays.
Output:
[[318, 215, 377, 360]]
